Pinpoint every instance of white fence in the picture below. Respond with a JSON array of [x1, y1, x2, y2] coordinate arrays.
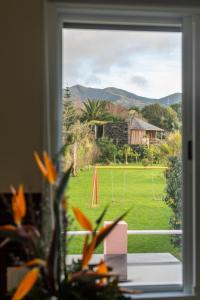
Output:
[[67, 230, 182, 236]]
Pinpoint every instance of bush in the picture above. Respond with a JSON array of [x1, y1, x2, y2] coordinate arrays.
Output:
[[163, 156, 182, 248], [63, 122, 100, 175], [141, 158, 150, 166], [96, 138, 118, 164], [144, 144, 162, 164]]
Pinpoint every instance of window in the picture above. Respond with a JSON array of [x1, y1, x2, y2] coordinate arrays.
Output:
[[45, 2, 200, 299]]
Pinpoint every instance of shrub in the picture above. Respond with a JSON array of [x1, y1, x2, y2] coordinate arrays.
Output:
[[63, 122, 100, 175], [144, 144, 162, 164], [96, 138, 118, 164], [163, 156, 182, 248], [141, 158, 150, 166]]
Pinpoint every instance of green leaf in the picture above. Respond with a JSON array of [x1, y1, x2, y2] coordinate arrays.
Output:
[[47, 230, 58, 292], [55, 166, 72, 205], [95, 205, 109, 227]]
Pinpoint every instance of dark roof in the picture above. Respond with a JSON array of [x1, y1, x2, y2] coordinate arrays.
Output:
[[129, 118, 164, 131]]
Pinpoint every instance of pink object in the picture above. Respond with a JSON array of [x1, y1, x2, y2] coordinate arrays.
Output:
[[104, 221, 128, 255]]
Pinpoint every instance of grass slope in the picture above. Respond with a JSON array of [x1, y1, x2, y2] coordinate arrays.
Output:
[[67, 167, 179, 257]]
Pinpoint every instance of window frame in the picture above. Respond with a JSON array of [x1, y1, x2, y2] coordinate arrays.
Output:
[[44, 2, 200, 299]]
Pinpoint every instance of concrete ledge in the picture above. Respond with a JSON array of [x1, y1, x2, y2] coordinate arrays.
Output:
[[66, 253, 182, 285]]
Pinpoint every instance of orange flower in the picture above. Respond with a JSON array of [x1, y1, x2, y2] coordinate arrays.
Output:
[[0, 225, 16, 231], [72, 207, 93, 231], [11, 185, 26, 226], [17, 259, 46, 269], [96, 260, 108, 285], [34, 151, 57, 184], [12, 267, 40, 300], [96, 260, 108, 275]]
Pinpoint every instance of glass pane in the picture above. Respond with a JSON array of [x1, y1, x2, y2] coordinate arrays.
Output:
[[62, 28, 182, 288]]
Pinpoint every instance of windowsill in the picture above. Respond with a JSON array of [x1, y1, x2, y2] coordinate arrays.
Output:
[[129, 291, 194, 300]]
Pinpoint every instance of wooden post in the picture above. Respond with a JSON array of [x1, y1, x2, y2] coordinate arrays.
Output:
[[90, 167, 99, 207], [95, 169, 98, 205]]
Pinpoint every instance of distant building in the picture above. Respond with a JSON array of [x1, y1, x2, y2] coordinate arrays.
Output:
[[97, 117, 164, 147]]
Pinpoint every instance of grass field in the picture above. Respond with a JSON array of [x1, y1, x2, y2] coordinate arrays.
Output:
[[67, 166, 180, 257]]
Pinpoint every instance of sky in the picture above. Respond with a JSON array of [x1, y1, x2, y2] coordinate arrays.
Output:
[[62, 29, 182, 99]]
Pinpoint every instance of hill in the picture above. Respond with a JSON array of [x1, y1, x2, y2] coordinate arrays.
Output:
[[68, 85, 182, 108]]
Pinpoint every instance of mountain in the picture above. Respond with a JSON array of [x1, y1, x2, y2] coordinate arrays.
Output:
[[68, 85, 182, 108]]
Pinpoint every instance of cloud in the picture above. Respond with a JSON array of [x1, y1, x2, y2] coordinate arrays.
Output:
[[62, 29, 182, 97], [131, 75, 148, 87]]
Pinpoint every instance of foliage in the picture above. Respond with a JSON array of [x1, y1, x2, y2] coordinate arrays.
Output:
[[105, 101, 129, 121], [143, 145, 162, 165], [122, 144, 132, 164], [97, 138, 118, 164], [142, 103, 179, 131], [64, 121, 99, 175], [63, 99, 77, 132], [63, 87, 77, 133], [170, 102, 182, 122], [1, 151, 133, 300], [128, 106, 141, 113], [159, 131, 181, 161], [81, 99, 111, 122], [163, 156, 182, 248], [141, 158, 150, 166], [81, 99, 128, 123]]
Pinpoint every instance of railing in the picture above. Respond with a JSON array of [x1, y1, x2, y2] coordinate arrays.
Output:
[[67, 230, 182, 236]]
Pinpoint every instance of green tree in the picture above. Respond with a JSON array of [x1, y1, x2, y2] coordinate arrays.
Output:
[[170, 102, 182, 121], [142, 103, 179, 131], [63, 100, 77, 132], [81, 99, 109, 122], [63, 87, 77, 133]]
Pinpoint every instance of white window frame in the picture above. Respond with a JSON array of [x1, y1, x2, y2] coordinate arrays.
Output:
[[44, 1, 200, 299]]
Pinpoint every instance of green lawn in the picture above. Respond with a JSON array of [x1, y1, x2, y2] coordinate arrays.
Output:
[[67, 166, 180, 257]]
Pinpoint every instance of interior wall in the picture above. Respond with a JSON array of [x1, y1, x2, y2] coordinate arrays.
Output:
[[0, 0, 44, 192]]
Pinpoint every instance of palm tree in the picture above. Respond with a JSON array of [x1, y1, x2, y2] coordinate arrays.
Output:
[[81, 99, 108, 122]]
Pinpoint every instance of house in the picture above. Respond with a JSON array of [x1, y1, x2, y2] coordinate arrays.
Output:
[[103, 118, 164, 147], [128, 117, 164, 145]]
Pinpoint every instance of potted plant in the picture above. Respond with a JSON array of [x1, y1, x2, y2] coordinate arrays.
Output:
[[0, 151, 139, 300]]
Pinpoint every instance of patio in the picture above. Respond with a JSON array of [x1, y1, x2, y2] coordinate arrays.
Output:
[[67, 253, 182, 286]]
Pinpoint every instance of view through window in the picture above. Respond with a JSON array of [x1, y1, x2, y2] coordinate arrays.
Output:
[[62, 28, 182, 287]]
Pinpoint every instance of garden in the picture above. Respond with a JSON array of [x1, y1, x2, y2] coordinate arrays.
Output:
[[68, 166, 180, 257], [63, 89, 182, 258]]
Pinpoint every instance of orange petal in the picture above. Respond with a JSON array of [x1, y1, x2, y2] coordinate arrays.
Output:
[[18, 185, 26, 219], [96, 260, 108, 274], [11, 185, 26, 226], [34, 152, 48, 178], [18, 259, 46, 269], [12, 267, 40, 300], [12, 194, 21, 226], [72, 207, 93, 231], [82, 235, 97, 269], [43, 152, 57, 184], [0, 225, 16, 231]]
